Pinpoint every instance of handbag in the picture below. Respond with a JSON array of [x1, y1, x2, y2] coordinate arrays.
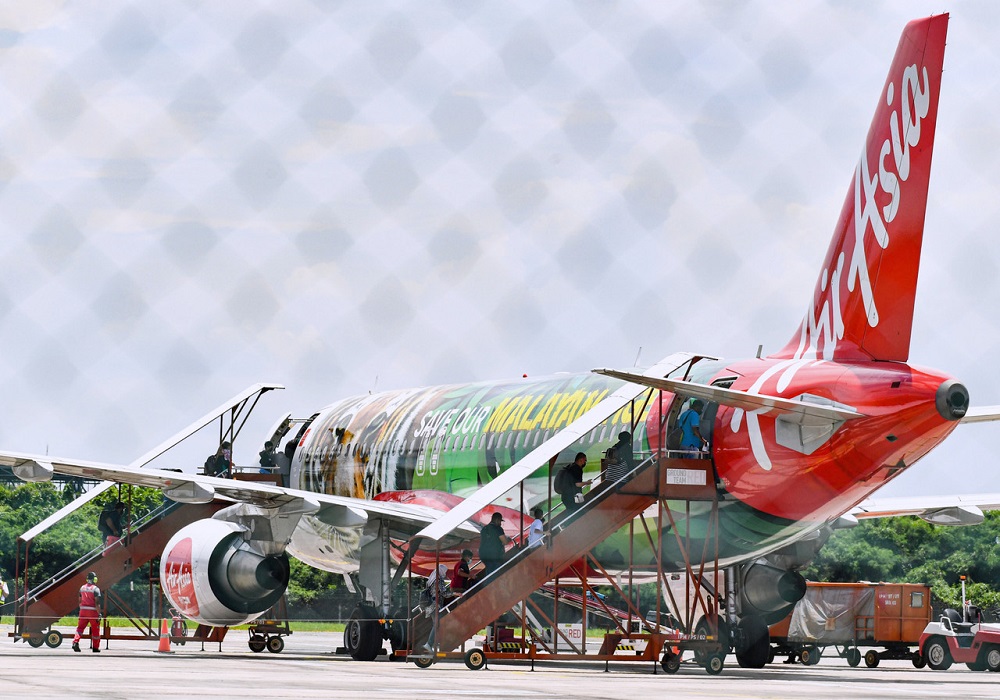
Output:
[[573, 492, 584, 504]]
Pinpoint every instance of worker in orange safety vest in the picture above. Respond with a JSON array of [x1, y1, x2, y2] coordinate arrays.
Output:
[[72, 572, 102, 653]]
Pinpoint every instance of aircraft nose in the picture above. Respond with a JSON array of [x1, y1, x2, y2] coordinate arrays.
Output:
[[936, 379, 969, 420]]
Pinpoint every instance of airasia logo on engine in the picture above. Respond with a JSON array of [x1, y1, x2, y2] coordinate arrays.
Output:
[[164, 537, 200, 617]]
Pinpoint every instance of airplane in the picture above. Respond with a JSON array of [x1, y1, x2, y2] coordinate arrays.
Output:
[[2, 11, 998, 668]]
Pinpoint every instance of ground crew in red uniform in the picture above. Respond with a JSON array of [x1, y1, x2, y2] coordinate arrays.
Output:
[[72, 572, 102, 652]]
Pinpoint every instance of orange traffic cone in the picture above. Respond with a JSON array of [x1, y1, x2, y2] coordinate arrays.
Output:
[[155, 618, 173, 654]]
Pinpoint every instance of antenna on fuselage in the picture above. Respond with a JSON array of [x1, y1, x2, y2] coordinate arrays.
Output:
[[633, 346, 642, 367], [370, 375, 379, 395], [756, 344, 763, 359]]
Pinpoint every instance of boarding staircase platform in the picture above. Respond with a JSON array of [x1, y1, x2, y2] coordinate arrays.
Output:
[[14, 501, 224, 638], [429, 455, 716, 653]]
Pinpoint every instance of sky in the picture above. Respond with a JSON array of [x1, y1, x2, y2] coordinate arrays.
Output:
[[0, 1, 998, 499]]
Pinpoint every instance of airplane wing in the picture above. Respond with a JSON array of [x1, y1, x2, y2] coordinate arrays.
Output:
[[592, 368, 864, 422], [849, 494, 1000, 526], [0, 451, 480, 541]]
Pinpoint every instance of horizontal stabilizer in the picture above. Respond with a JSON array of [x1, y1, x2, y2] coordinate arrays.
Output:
[[851, 493, 1000, 526], [959, 406, 1000, 424], [592, 368, 863, 423]]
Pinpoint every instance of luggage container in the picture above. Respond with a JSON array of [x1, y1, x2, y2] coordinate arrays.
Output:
[[768, 581, 931, 668]]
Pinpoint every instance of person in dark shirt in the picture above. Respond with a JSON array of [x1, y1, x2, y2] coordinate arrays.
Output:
[[559, 452, 591, 513], [478, 513, 510, 579], [258, 440, 277, 474]]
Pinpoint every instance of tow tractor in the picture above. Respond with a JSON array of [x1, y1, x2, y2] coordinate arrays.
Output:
[[918, 577, 1000, 672]]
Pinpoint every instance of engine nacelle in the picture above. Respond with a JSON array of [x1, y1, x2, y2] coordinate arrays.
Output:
[[161, 519, 290, 627], [739, 560, 807, 625]]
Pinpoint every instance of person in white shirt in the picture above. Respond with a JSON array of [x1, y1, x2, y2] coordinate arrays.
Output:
[[527, 507, 545, 547]]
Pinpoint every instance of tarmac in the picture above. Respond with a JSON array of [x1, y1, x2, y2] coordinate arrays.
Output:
[[2, 628, 1000, 699]]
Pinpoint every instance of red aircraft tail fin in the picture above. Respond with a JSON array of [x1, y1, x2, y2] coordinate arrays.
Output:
[[775, 14, 948, 363]]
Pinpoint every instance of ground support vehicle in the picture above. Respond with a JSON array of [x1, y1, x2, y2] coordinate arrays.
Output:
[[768, 582, 931, 668], [919, 607, 1000, 672]]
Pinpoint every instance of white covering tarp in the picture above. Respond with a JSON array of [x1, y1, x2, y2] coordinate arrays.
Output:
[[787, 586, 875, 643]]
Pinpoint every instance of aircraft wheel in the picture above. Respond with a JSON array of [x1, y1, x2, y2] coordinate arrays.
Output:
[[266, 635, 285, 654], [924, 638, 952, 671], [661, 651, 681, 674], [26, 636, 45, 648], [986, 645, 1000, 671], [44, 630, 63, 648], [735, 615, 769, 669], [864, 649, 880, 668], [464, 647, 487, 670], [345, 605, 383, 661], [846, 648, 861, 667], [249, 634, 266, 653], [413, 655, 435, 669], [912, 653, 926, 669], [705, 653, 725, 675]]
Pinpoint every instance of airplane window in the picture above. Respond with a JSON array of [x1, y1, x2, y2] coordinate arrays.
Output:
[[505, 433, 513, 449], [514, 433, 522, 449], [534, 432, 542, 447], [462, 435, 470, 450]]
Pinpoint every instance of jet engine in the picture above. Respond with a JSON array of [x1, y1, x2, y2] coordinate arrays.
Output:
[[737, 559, 807, 625], [160, 518, 290, 627]]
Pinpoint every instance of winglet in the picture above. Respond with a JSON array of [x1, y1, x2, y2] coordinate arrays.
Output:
[[775, 15, 949, 362]]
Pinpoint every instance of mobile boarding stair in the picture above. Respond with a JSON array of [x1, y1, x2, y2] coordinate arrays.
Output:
[[7, 383, 283, 650], [11, 500, 226, 649], [409, 452, 724, 672]]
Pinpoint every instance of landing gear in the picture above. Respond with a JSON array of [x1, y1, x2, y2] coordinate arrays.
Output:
[[735, 615, 769, 668], [345, 604, 383, 661]]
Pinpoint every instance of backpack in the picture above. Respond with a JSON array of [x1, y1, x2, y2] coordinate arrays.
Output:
[[554, 466, 572, 494]]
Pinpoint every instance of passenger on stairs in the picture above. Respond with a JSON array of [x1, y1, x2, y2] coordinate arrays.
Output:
[[557, 452, 591, 513], [527, 507, 545, 547], [605, 431, 636, 482], [450, 549, 477, 593], [478, 512, 511, 579]]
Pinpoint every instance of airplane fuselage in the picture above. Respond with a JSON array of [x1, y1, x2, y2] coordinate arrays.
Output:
[[283, 353, 964, 574]]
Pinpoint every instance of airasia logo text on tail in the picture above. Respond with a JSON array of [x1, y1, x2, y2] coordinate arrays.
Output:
[[793, 63, 931, 361]]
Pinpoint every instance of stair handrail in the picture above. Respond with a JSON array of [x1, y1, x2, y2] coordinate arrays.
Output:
[[21, 499, 181, 604]]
